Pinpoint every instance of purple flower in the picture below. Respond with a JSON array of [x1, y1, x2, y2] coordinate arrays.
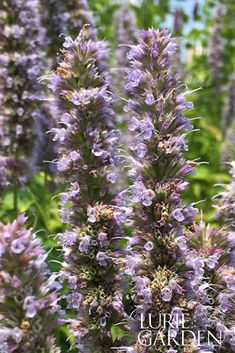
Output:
[[130, 181, 156, 206], [107, 172, 117, 184], [0, 216, 61, 351], [63, 36, 74, 48], [70, 150, 81, 161], [218, 293, 232, 313], [11, 239, 25, 254], [57, 156, 70, 171], [161, 287, 173, 302], [131, 142, 147, 159], [129, 116, 139, 131], [79, 236, 91, 253], [0, 0, 51, 188], [172, 208, 185, 222], [96, 252, 109, 267], [144, 241, 154, 251], [144, 93, 155, 106], [139, 118, 154, 140], [87, 206, 97, 223], [176, 236, 187, 251], [60, 231, 78, 246], [98, 232, 108, 247], [187, 257, 205, 276], [67, 292, 83, 309], [23, 296, 37, 318]]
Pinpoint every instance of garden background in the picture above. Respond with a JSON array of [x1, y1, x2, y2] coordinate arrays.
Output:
[[1, 0, 235, 352]]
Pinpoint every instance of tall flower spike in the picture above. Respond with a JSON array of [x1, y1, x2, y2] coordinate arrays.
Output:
[[37, 0, 101, 179], [184, 221, 235, 352], [47, 29, 125, 352], [222, 70, 235, 133], [185, 164, 235, 350], [122, 29, 197, 352], [208, 5, 224, 81], [0, 0, 47, 189], [0, 215, 61, 352]]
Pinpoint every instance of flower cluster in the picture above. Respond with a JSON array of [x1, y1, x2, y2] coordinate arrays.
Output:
[[47, 30, 125, 352], [184, 221, 235, 352], [0, 0, 47, 188], [208, 5, 224, 81], [122, 29, 197, 352], [0, 215, 61, 352], [43, 0, 97, 60], [40, 0, 101, 178]]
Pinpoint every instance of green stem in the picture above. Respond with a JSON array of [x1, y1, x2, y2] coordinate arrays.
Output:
[[44, 172, 48, 188], [13, 187, 18, 215]]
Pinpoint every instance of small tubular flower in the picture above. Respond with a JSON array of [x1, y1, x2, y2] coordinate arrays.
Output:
[[0, 215, 61, 352], [47, 29, 125, 352]]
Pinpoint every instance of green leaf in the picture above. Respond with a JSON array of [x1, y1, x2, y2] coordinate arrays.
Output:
[[111, 326, 129, 342]]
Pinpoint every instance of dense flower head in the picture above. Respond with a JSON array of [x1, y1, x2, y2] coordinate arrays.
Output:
[[47, 29, 125, 352], [0, 0, 48, 187], [0, 215, 61, 352], [122, 29, 198, 352], [208, 5, 224, 80], [184, 221, 235, 352]]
